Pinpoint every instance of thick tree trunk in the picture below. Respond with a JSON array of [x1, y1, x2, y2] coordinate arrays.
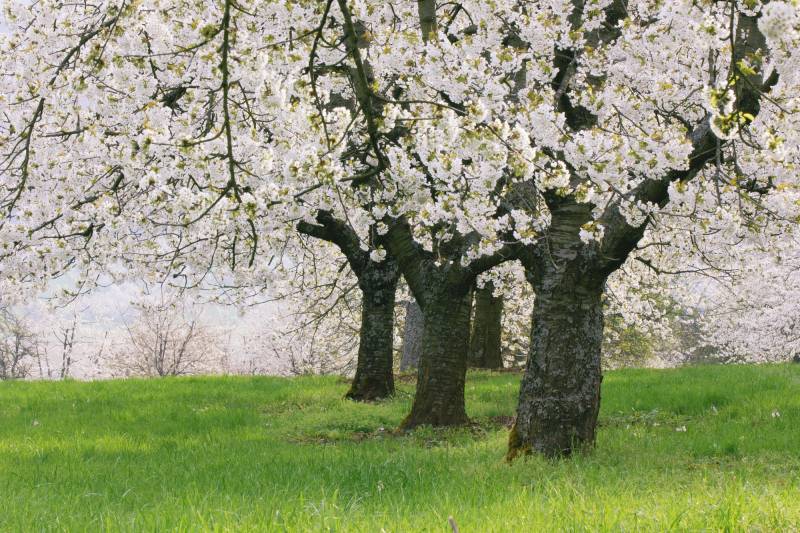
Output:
[[296, 211, 400, 402], [380, 218, 514, 429], [508, 197, 608, 459], [468, 283, 504, 369], [400, 289, 473, 428], [345, 263, 399, 402], [508, 279, 604, 458], [400, 298, 423, 372]]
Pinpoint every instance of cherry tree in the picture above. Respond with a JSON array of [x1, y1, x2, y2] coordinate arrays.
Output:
[[0, 0, 404, 399], [0, 0, 517, 423], [38, 310, 79, 379], [320, 0, 800, 452], [297, 216, 400, 399], [502, 1, 800, 457], [467, 281, 504, 370], [319, 0, 800, 448], [3, 0, 800, 458], [0, 306, 38, 379], [702, 256, 800, 362], [107, 291, 225, 377], [657, 226, 800, 364]]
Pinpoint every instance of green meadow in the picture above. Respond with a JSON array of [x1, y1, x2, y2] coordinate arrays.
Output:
[[1, 364, 799, 531]]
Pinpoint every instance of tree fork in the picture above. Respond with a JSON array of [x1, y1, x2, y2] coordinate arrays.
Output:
[[297, 211, 400, 402], [507, 5, 775, 460]]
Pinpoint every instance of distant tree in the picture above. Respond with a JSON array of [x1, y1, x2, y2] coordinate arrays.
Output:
[[109, 297, 221, 377], [36, 312, 79, 379], [468, 282, 503, 370], [0, 307, 38, 380], [53, 315, 77, 379]]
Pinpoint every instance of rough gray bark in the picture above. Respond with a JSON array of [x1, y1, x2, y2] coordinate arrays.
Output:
[[346, 262, 398, 401], [468, 283, 504, 369], [399, 298, 423, 372], [297, 210, 400, 401], [382, 218, 512, 428], [509, 200, 607, 458], [400, 285, 473, 428], [509, 274, 604, 458]]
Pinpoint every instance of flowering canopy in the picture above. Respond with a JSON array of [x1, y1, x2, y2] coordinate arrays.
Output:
[[1, 0, 798, 301]]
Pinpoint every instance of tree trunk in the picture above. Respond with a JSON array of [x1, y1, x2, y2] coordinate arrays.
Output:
[[296, 211, 400, 402], [400, 298, 423, 372], [400, 289, 473, 428], [380, 217, 513, 429], [345, 263, 399, 402], [468, 283, 504, 369], [417, 0, 438, 41], [508, 279, 604, 458]]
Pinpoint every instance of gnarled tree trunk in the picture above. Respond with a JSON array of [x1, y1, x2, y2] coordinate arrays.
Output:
[[468, 282, 503, 369], [508, 278, 604, 458], [400, 298, 423, 372], [345, 261, 399, 401], [509, 199, 608, 458], [400, 286, 473, 428], [297, 211, 400, 402], [342, 265, 400, 401]]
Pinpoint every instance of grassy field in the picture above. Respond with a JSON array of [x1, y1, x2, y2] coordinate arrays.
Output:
[[1, 365, 799, 532]]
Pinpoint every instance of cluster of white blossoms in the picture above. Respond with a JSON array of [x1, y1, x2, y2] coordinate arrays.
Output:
[[0, 0, 799, 341], [759, 0, 800, 42], [666, 228, 800, 363]]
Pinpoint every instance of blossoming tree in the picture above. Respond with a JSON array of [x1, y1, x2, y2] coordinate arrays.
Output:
[[2, 0, 800, 458]]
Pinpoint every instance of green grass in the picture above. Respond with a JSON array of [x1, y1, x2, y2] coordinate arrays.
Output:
[[1, 364, 799, 532]]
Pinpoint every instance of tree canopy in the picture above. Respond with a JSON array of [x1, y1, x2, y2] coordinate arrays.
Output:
[[2, 0, 799, 457]]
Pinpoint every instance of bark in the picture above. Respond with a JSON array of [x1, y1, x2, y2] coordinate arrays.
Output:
[[508, 277, 604, 458], [468, 282, 504, 369], [509, 199, 608, 458], [297, 211, 400, 402], [381, 217, 514, 428], [417, 0, 438, 41], [399, 298, 423, 372], [400, 286, 473, 428], [345, 262, 398, 401]]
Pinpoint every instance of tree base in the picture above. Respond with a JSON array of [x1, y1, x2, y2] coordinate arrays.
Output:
[[506, 418, 595, 461], [344, 377, 394, 402], [509, 279, 604, 460]]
